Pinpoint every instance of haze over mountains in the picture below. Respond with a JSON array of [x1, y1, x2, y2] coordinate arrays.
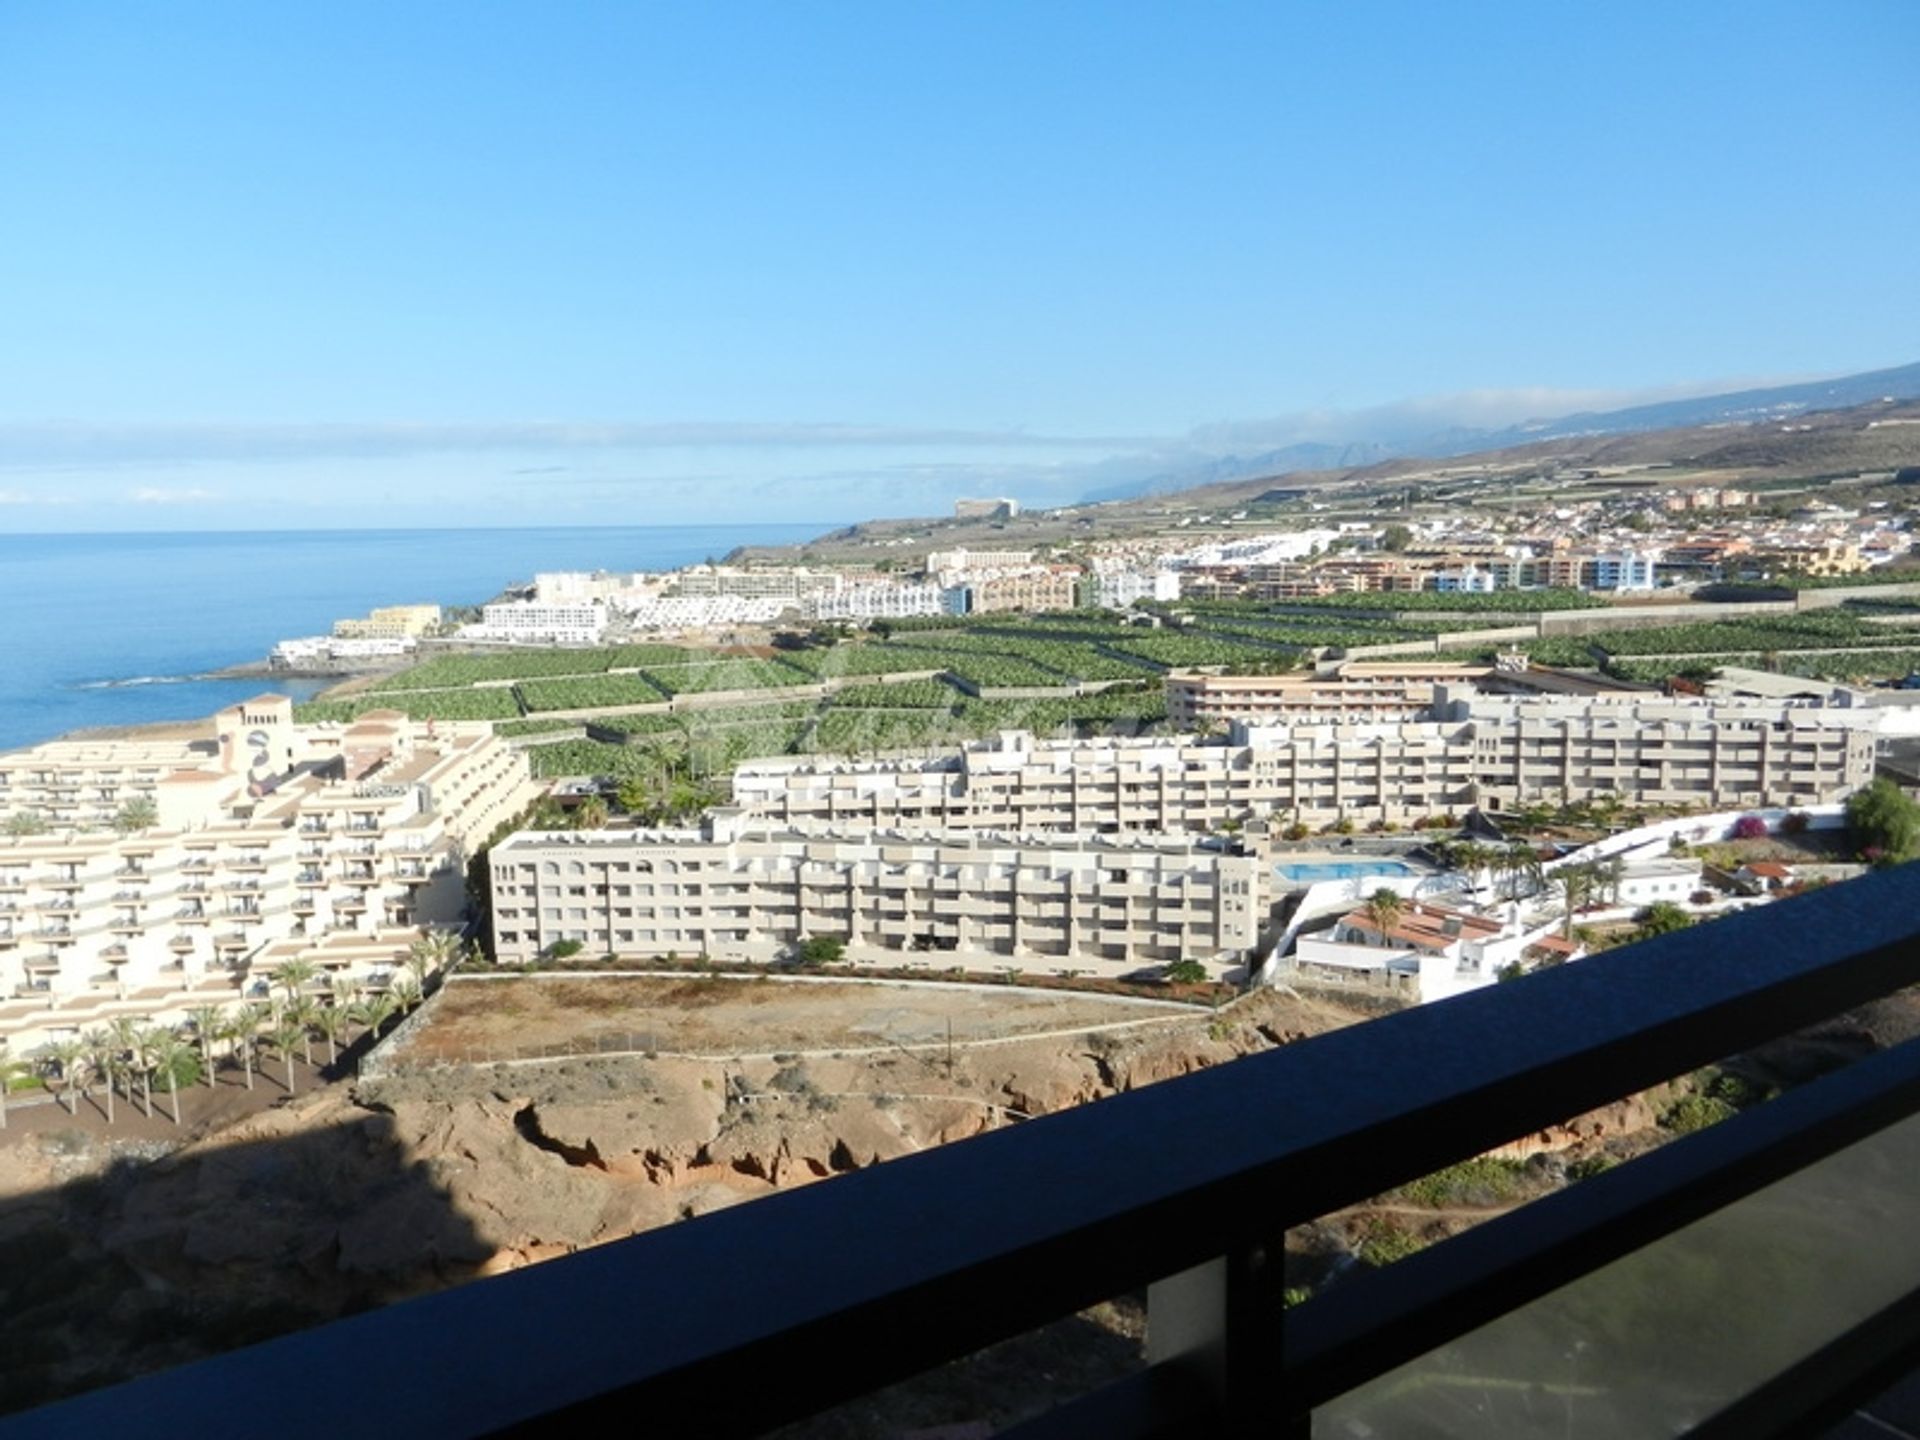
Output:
[[1085, 360, 1920, 504]]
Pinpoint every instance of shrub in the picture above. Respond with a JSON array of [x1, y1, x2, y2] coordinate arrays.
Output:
[[1567, 1154, 1618, 1181], [1780, 810, 1812, 835], [1357, 1222, 1426, 1268], [1660, 1093, 1736, 1135], [797, 935, 847, 966], [1164, 958, 1208, 985], [1393, 1156, 1529, 1209], [1730, 815, 1769, 840], [546, 939, 584, 960]]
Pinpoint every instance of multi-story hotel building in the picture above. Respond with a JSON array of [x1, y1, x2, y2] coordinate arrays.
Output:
[[732, 696, 1878, 835], [331, 603, 442, 640], [489, 809, 1263, 979], [469, 600, 608, 645], [0, 697, 538, 1054], [1163, 666, 1496, 729], [671, 565, 843, 602], [949, 566, 1085, 616], [804, 581, 950, 622]]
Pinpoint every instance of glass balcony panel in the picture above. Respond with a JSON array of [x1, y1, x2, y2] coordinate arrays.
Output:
[[1315, 1108, 1920, 1438]]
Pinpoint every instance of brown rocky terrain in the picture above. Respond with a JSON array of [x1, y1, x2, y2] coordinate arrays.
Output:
[[0, 986, 1346, 1416], [8, 980, 1905, 1428]]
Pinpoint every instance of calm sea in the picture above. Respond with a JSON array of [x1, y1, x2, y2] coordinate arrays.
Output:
[[0, 525, 829, 751]]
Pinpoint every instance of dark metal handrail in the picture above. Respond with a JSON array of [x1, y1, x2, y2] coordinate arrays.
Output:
[[7, 866, 1920, 1438]]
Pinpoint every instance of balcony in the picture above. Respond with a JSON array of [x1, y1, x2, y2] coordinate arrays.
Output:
[[23, 870, 1920, 1437]]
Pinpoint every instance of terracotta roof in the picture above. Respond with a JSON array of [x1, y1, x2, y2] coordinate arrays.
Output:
[[1341, 903, 1501, 953]]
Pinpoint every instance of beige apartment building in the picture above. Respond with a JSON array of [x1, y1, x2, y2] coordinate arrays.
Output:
[[332, 603, 442, 640], [0, 696, 538, 1055], [733, 696, 1878, 835], [1164, 667, 1496, 729], [489, 809, 1263, 979], [956, 566, 1085, 615]]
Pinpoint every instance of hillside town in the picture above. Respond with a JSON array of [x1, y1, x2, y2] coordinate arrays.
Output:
[[10, 465, 1920, 1083], [268, 473, 1917, 666]]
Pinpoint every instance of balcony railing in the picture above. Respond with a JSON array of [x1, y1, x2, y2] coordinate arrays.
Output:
[[13, 868, 1920, 1439]]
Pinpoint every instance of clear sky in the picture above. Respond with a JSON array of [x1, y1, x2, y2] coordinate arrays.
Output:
[[2, 1, 1915, 531]]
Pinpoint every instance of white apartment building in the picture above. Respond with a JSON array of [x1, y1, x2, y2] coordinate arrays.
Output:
[[0, 697, 538, 1054], [804, 581, 948, 622], [617, 594, 792, 631], [732, 696, 1879, 834], [533, 571, 651, 605], [1091, 568, 1181, 610], [923, 548, 1036, 581], [271, 635, 418, 668], [489, 809, 1263, 979], [672, 565, 841, 602], [467, 599, 609, 645]]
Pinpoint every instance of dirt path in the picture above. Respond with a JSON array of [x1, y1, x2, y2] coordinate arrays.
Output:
[[396, 975, 1198, 1066]]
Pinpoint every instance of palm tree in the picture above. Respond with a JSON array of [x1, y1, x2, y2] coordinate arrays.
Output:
[[185, 1005, 225, 1088], [1362, 888, 1404, 941], [286, 997, 319, 1066], [266, 1019, 305, 1096], [1555, 865, 1593, 940], [406, 931, 460, 992], [1601, 856, 1626, 907], [82, 1029, 117, 1125], [111, 796, 159, 833], [274, 958, 318, 1004], [148, 1033, 193, 1125], [132, 1026, 173, 1119], [311, 1002, 348, 1068], [108, 1017, 144, 1112], [389, 973, 422, 1013], [1505, 843, 1543, 901], [1452, 842, 1492, 897], [40, 1037, 87, 1115], [222, 1006, 267, 1091], [351, 992, 399, 1044]]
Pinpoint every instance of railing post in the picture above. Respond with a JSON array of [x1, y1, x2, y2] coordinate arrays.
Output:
[[1147, 1240, 1300, 1437]]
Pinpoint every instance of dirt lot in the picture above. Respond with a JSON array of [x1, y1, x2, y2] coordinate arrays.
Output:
[[392, 974, 1199, 1066]]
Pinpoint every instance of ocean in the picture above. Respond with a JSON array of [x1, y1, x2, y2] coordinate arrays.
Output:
[[0, 524, 830, 751]]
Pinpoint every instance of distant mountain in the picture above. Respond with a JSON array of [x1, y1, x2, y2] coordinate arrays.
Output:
[[1084, 360, 1920, 504], [1076, 440, 1401, 503], [1487, 360, 1920, 446]]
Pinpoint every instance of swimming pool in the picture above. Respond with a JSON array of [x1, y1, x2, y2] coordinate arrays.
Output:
[[1275, 860, 1417, 883]]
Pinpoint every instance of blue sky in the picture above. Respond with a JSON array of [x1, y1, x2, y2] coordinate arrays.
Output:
[[1, 2, 1915, 531]]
